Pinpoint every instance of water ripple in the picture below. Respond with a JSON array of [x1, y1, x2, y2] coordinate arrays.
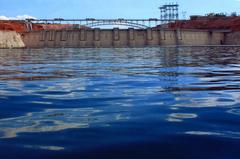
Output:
[[0, 47, 240, 158], [185, 131, 240, 139], [0, 107, 129, 139], [167, 113, 198, 122], [24, 145, 65, 151]]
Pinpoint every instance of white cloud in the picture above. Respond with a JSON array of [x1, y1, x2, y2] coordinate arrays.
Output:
[[0, 16, 9, 20], [0, 15, 36, 20]]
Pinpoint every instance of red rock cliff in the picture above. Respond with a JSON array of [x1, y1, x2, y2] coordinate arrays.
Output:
[[0, 20, 83, 32], [167, 16, 240, 31]]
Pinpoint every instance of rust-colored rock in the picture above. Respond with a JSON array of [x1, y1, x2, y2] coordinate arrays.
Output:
[[166, 16, 240, 31], [0, 20, 87, 32], [0, 20, 43, 32]]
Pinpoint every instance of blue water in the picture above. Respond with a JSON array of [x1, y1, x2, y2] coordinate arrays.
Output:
[[0, 47, 240, 159]]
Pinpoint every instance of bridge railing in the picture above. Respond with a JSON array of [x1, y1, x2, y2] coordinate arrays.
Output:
[[26, 18, 176, 29]]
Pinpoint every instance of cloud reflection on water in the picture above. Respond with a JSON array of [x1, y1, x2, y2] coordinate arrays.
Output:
[[0, 47, 240, 156], [173, 90, 240, 108], [185, 131, 240, 139], [0, 107, 129, 139], [167, 113, 198, 122], [24, 145, 65, 151]]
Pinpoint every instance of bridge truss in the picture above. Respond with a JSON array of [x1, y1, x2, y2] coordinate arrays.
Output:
[[27, 18, 172, 30]]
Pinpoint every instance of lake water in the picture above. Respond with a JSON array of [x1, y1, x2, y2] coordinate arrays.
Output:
[[0, 47, 240, 159]]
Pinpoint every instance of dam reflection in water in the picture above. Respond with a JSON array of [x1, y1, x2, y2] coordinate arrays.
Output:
[[0, 47, 240, 159]]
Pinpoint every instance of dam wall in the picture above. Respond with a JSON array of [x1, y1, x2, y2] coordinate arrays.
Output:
[[0, 31, 25, 49], [22, 28, 225, 48], [225, 32, 240, 45]]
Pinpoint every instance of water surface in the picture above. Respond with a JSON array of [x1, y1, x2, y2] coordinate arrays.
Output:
[[0, 47, 240, 159]]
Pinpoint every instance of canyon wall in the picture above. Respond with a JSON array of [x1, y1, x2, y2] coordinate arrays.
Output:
[[0, 31, 25, 49]]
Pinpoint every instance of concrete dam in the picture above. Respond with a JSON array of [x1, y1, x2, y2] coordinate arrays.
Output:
[[21, 28, 228, 48], [0, 18, 235, 48]]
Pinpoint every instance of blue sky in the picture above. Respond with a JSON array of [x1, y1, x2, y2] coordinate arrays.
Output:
[[1, 0, 240, 19]]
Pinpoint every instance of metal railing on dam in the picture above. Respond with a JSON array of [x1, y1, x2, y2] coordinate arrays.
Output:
[[21, 28, 231, 48]]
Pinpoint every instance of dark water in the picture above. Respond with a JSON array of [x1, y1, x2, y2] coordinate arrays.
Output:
[[0, 47, 240, 159]]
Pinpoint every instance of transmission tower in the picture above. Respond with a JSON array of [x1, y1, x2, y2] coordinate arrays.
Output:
[[159, 3, 179, 23]]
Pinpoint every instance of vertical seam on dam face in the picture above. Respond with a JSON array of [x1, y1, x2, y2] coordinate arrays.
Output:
[[128, 28, 135, 47], [79, 29, 86, 41], [40, 31, 45, 41], [147, 28, 153, 40], [61, 31, 67, 41], [160, 29, 165, 40], [22, 29, 227, 48], [48, 31, 55, 41], [113, 28, 120, 47], [94, 28, 100, 47], [113, 28, 120, 41]]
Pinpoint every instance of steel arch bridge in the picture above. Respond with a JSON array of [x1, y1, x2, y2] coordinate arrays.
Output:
[[26, 18, 168, 30], [85, 20, 149, 29]]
